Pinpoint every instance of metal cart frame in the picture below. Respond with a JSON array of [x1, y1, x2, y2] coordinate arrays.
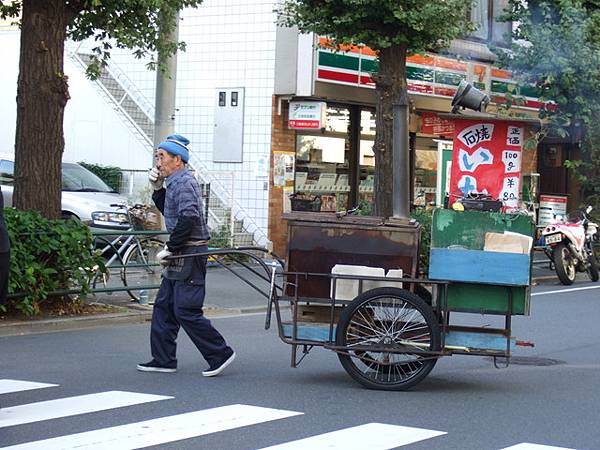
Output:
[[174, 245, 527, 391]]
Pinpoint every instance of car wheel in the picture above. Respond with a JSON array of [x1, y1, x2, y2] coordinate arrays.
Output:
[[61, 211, 80, 221]]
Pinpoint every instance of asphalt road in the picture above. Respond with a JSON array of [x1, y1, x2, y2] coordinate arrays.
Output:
[[2, 281, 600, 450]]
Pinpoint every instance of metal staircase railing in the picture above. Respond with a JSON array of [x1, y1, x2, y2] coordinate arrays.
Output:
[[66, 43, 154, 147], [65, 41, 267, 246]]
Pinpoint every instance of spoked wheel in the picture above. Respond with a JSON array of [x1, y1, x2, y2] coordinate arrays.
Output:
[[335, 287, 440, 391], [121, 238, 163, 301], [91, 266, 111, 290], [553, 242, 576, 285]]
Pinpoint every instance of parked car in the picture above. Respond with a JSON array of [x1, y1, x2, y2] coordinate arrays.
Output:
[[0, 154, 130, 231]]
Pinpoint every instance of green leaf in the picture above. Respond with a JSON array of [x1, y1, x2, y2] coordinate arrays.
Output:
[[4, 209, 105, 317]]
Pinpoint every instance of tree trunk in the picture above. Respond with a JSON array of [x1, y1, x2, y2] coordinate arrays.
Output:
[[373, 44, 408, 218], [14, 0, 69, 219]]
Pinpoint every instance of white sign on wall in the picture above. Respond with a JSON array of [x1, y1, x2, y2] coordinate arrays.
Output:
[[288, 101, 327, 129], [539, 194, 568, 226]]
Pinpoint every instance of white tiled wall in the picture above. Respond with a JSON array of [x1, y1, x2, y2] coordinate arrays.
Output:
[[98, 1, 278, 234], [176, 1, 277, 233]]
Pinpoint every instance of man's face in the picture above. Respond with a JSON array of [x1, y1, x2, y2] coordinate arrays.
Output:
[[156, 149, 183, 177]]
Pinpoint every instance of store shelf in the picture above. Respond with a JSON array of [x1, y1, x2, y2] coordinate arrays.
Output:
[[297, 163, 349, 169], [296, 185, 351, 193]]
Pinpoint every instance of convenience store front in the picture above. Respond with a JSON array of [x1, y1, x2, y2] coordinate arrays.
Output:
[[268, 36, 543, 256], [292, 104, 377, 213]]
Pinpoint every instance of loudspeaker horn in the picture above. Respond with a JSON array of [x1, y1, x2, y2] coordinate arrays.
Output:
[[451, 80, 490, 113]]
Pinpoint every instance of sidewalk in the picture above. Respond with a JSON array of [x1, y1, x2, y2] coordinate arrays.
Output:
[[0, 264, 273, 337], [0, 257, 571, 337]]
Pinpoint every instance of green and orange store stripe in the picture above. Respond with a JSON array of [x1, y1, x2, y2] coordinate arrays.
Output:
[[316, 38, 544, 110]]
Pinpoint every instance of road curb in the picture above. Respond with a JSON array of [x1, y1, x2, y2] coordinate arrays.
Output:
[[0, 311, 152, 337], [0, 304, 269, 337], [531, 274, 593, 286]]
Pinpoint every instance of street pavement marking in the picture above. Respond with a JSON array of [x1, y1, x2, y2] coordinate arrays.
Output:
[[501, 444, 575, 450], [1, 404, 302, 450], [0, 390, 172, 429], [0, 380, 58, 395], [259, 423, 446, 450], [532, 285, 600, 296]]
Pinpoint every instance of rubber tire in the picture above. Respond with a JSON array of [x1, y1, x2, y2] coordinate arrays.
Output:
[[336, 287, 440, 391], [121, 238, 162, 301], [587, 253, 599, 282], [61, 212, 78, 221], [415, 284, 432, 305], [553, 242, 576, 285]]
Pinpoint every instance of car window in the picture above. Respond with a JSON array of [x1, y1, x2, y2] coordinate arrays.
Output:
[[0, 160, 14, 185], [62, 163, 115, 193]]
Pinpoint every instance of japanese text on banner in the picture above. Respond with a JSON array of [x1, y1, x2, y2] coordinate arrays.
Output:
[[449, 119, 525, 209]]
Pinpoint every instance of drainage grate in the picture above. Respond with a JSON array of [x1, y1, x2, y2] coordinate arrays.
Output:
[[487, 356, 565, 366]]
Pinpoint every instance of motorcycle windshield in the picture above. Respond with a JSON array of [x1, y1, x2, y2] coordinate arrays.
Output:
[[566, 210, 586, 223]]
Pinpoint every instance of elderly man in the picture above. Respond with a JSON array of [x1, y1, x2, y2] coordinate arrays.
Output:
[[137, 134, 235, 377]]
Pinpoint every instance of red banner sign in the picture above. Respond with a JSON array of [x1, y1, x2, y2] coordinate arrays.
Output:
[[420, 112, 455, 137], [449, 119, 525, 209]]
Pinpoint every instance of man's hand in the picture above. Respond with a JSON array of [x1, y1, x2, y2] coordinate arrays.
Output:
[[148, 167, 164, 191], [156, 245, 172, 267]]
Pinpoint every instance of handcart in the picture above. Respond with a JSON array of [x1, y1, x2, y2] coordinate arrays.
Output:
[[176, 208, 536, 391]]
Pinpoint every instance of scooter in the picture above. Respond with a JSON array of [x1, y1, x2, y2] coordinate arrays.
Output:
[[541, 205, 599, 285]]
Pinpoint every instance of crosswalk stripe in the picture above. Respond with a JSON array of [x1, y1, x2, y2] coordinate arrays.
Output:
[[0, 390, 172, 429], [259, 422, 446, 450], [1, 404, 302, 450], [501, 444, 575, 450], [0, 380, 58, 395]]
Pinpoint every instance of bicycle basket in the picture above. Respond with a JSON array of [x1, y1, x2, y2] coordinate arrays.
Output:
[[290, 194, 322, 212], [129, 206, 161, 230]]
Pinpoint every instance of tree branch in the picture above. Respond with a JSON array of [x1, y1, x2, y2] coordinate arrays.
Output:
[[65, 0, 85, 25]]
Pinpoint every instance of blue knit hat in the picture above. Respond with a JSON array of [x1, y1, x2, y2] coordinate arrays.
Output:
[[158, 134, 190, 163]]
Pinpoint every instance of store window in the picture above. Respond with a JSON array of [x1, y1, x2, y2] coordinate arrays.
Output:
[[293, 105, 446, 212], [358, 109, 376, 206], [295, 106, 352, 212], [293, 105, 379, 212], [414, 137, 439, 207]]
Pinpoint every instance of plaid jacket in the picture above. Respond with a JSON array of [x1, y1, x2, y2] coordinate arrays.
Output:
[[163, 167, 210, 241]]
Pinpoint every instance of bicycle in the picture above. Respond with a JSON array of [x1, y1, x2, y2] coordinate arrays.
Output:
[[91, 204, 164, 302]]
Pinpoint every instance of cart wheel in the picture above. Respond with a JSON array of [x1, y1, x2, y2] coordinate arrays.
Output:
[[414, 284, 432, 305], [335, 287, 440, 391]]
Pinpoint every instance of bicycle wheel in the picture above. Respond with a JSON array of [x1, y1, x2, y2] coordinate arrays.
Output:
[[336, 287, 440, 391], [121, 238, 163, 302], [91, 268, 110, 290]]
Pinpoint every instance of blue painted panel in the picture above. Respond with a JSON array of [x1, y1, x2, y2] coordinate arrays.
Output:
[[445, 331, 515, 351], [282, 325, 516, 352], [282, 324, 336, 342], [429, 248, 530, 286]]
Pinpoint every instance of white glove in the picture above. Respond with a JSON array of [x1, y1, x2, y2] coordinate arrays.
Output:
[[156, 245, 172, 267], [148, 167, 164, 191]]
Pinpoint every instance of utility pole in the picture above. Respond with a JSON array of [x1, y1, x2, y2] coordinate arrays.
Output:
[[152, 9, 180, 239], [153, 9, 180, 156]]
